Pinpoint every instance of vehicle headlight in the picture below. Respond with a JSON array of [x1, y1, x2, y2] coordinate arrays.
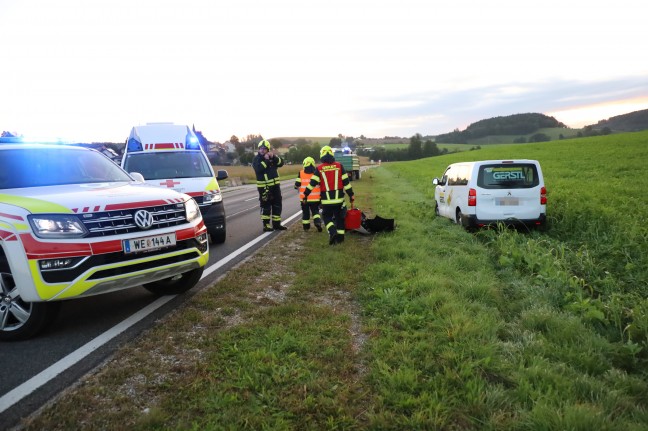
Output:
[[28, 215, 88, 238], [203, 191, 222, 204], [185, 198, 201, 221]]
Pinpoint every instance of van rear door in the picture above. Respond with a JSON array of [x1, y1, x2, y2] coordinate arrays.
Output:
[[475, 162, 543, 221]]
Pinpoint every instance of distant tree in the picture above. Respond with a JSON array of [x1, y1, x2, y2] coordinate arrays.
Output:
[[230, 135, 240, 145], [329, 137, 342, 147], [529, 133, 550, 143], [408, 133, 423, 160], [231, 134, 264, 161], [269, 138, 283, 149], [590, 108, 648, 132], [293, 138, 309, 147], [239, 152, 254, 165], [285, 142, 320, 165], [422, 139, 440, 157], [435, 113, 566, 143]]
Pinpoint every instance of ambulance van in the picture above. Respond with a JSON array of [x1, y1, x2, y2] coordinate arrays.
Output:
[[122, 123, 228, 243], [432, 159, 547, 230]]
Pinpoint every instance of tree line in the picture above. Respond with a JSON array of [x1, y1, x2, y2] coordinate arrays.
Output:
[[435, 113, 566, 144]]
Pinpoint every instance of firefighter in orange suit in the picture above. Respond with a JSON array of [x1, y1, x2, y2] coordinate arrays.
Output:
[[294, 156, 322, 232], [303, 146, 355, 245]]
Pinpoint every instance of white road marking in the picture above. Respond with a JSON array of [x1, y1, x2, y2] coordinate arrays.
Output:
[[226, 205, 260, 218], [0, 210, 301, 414]]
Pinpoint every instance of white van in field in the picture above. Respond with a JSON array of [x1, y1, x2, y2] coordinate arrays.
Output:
[[122, 123, 228, 243], [433, 159, 547, 229]]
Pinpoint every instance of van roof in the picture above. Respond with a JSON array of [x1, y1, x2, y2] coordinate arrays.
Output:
[[450, 159, 539, 166], [130, 123, 193, 144], [126, 123, 201, 153]]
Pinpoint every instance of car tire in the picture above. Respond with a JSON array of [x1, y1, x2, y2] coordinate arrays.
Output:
[[435, 203, 440, 217], [1, 262, 61, 341], [210, 230, 226, 244], [143, 267, 204, 296]]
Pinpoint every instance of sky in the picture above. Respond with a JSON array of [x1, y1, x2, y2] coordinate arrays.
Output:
[[2, 0, 648, 143]]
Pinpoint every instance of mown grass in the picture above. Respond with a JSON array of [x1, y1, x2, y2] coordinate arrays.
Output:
[[22, 132, 648, 430]]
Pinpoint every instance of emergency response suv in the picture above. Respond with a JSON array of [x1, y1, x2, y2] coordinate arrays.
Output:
[[121, 123, 228, 243], [0, 144, 209, 341]]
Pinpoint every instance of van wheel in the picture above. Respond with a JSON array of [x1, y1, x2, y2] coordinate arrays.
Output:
[[143, 267, 204, 295], [455, 209, 464, 225], [0, 263, 61, 341], [435, 203, 440, 216]]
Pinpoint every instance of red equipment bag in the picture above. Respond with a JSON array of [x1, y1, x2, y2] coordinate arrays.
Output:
[[345, 203, 362, 230]]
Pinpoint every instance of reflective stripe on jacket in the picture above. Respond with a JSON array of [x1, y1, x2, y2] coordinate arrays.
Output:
[[297, 170, 320, 201], [252, 153, 284, 188], [308, 161, 352, 205]]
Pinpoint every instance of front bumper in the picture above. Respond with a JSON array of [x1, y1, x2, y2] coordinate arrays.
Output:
[[201, 201, 226, 234]]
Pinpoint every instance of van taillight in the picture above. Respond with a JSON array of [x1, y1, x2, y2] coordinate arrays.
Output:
[[540, 186, 547, 205], [468, 188, 477, 206]]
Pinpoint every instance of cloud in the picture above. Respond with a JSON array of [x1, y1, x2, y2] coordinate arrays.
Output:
[[349, 76, 648, 136]]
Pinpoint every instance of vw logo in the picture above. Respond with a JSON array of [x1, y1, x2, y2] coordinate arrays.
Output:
[[134, 210, 154, 230]]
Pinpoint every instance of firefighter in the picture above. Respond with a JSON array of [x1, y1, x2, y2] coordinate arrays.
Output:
[[294, 156, 322, 232], [303, 145, 355, 245], [252, 139, 287, 232]]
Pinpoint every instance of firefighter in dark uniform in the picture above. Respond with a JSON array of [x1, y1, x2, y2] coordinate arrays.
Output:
[[252, 139, 287, 232], [303, 146, 355, 245]]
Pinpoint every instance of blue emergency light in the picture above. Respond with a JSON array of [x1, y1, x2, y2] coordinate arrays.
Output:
[[127, 137, 143, 152], [185, 133, 201, 150]]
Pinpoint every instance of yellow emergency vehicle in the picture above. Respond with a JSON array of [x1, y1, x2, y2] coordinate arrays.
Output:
[[0, 143, 209, 341]]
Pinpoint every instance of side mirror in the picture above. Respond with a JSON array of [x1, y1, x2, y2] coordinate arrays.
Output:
[[216, 169, 228, 181], [432, 178, 439, 186], [130, 172, 145, 183]]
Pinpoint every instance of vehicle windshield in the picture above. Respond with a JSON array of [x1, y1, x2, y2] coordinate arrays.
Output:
[[477, 164, 540, 189], [123, 151, 213, 180], [0, 147, 134, 189]]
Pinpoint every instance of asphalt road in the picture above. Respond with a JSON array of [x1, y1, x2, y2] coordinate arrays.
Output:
[[0, 181, 302, 428]]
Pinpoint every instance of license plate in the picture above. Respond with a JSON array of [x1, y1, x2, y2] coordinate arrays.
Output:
[[496, 197, 519, 206], [123, 233, 176, 254]]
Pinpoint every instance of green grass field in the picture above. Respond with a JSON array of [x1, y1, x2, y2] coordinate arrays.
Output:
[[371, 142, 480, 152], [24, 132, 648, 430]]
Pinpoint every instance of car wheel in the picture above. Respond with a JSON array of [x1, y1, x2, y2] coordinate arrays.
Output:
[[143, 267, 204, 296], [0, 263, 61, 341], [434, 203, 440, 216], [210, 230, 226, 244]]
